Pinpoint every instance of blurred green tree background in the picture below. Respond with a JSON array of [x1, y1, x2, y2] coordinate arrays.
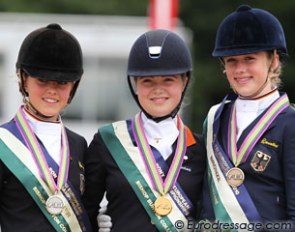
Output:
[[2, 0, 294, 132]]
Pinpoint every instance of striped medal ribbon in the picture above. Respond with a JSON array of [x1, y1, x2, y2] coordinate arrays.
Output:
[[227, 94, 289, 194], [132, 112, 187, 216], [15, 107, 70, 215]]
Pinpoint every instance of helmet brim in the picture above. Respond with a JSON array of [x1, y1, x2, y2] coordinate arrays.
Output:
[[212, 46, 288, 60], [23, 67, 82, 82]]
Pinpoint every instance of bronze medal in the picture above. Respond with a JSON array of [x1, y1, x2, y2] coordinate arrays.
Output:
[[226, 167, 245, 194], [154, 196, 172, 216], [46, 194, 64, 215]]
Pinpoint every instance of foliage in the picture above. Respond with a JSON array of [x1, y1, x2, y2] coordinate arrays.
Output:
[[1, 0, 295, 132], [0, 0, 148, 15], [181, 0, 295, 131]]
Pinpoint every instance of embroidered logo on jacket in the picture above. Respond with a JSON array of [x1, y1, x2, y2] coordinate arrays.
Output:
[[250, 151, 271, 172], [260, 138, 279, 149]]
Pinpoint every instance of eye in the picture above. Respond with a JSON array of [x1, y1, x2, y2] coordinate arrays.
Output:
[[142, 79, 151, 83], [57, 81, 69, 85], [163, 76, 176, 82], [224, 58, 235, 63], [139, 77, 152, 84], [244, 56, 255, 61], [37, 78, 46, 82], [36, 78, 48, 84]]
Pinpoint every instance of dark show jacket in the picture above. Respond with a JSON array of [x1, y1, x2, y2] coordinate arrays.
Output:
[[201, 93, 295, 227], [0, 120, 88, 232], [82, 119, 207, 232]]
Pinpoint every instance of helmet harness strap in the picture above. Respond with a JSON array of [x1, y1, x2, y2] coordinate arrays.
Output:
[[18, 70, 57, 120], [128, 74, 190, 123], [18, 69, 78, 121]]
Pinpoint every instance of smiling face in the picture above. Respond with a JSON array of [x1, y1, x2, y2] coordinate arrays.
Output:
[[136, 75, 188, 118], [24, 76, 74, 121], [223, 51, 279, 98]]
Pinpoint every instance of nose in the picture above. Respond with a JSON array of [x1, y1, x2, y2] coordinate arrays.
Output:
[[234, 61, 246, 74], [153, 86, 164, 95], [46, 81, 58, 93]]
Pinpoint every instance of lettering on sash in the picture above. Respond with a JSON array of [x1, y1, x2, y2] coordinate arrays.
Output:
[[62, 184, 82, 215], [52, 215, 68, 232], [136, 180, 154, 209], [33, 186, 46, 204], [49, 167, 58, 179], [170, 186, 190, 216], [207, 172, 219, 205], [210, 156, 221, 182], [156, 163, 165, 178]]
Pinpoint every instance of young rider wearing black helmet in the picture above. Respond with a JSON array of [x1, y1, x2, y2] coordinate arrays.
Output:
[[0, 24, 92, 232], [82, 29, 206, 231], [201, 5, 295, 230]]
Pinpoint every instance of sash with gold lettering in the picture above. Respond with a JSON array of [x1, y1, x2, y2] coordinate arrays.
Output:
[[99, 115, 196, 232], [205, 93, 289, 226], [0, 110, 92, 232]]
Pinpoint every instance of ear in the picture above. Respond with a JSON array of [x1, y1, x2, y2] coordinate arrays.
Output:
[[182, 76, 189, 90], [271, 50, 280, 70], [23, 76, 28, 88]]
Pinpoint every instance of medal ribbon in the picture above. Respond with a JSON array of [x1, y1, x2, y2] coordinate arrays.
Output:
[[132, 112, 187, 196], [14, 107, 70, 193], [228, 94, 289, 166], [151, 146, 196, 217]]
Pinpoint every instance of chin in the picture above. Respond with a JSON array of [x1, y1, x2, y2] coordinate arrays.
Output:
[[40, 110, 58, 118], [153, 113, 169, 118]]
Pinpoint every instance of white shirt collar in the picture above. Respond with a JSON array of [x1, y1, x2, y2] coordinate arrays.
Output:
[[141, 113, 179, 160], [235, 90, 280, 139], [236, 90, 280, 113], [23, 109, 62, 165]]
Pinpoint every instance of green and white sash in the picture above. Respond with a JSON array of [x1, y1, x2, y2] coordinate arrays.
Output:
[[205, 93, 289, 228], [0, 127, 84, 232], [99, 120, 193, 232], [206, 104, 249, 225]]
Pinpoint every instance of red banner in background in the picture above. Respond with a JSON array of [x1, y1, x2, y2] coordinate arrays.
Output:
[[149, 0, 179, 31]]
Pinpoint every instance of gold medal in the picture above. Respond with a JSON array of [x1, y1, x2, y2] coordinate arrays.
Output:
[[226, 167, 245, 194], [46, 194, 64, 215], [154, 196, 172, 216]]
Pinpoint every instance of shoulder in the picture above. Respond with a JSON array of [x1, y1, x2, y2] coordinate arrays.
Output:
[[97, 120, 130, 139], [285, 104, 295, 114], [279, 105, 295, 122], [272, 105, 295, 139], [187, 127, 203, 145], [65, 127, 86, 139], [191, 131, 206, 150], [90, 121, 123, 146], [0, 119, 16, 130], [185, 126, 206, 156], [65, 127, 87, 147]]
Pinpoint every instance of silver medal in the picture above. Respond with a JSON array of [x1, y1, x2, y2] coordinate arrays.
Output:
[[46, 195, 64, 215]]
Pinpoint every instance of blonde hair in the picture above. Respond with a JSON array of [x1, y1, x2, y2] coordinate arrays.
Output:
[[267, 51, 283, 89]]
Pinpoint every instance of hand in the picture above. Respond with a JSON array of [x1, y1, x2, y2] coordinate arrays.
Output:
[[97, 214, 112, 232]]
